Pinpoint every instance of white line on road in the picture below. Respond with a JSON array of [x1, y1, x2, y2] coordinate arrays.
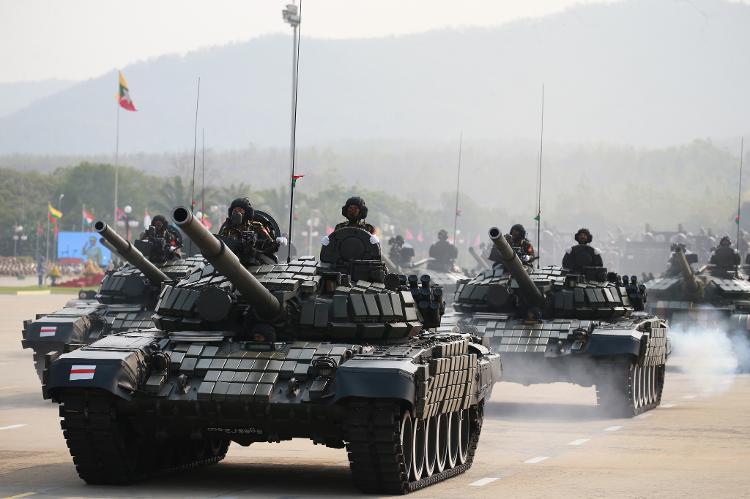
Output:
[[470, 477, 500, 486], [660, 403, 676, 408], [568, 438, 590, 446], [3, 492, 36, 499], [0, 385, 19, 391], [682, 394, 696, 400], [604, 425, 623, 432], [524, 456, 549, 464], [0, 424, 27, 431]]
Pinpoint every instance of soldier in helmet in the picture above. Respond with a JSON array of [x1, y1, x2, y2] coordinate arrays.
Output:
[[562, 228, 603, 272], [139, 214, 183, 262], [388, 234, 415, 268], [217, 197, 280, 265], [428, 229, 458, 271], [490, 224, 535, 267], [335, 196, 375, 234], [709, 236, 741, 269]]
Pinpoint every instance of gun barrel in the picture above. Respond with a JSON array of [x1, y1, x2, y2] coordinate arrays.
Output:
[[674, 246, 700, 295], [488, 227, 545, 307], [468, 246, 490, 271], [171, 206, 282, 320], [94, 221, 169, 285]]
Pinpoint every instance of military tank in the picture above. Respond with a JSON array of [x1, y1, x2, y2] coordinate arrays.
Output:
[[646, 245, 750, 352], [21, 221, 203, 381], [445, 227, 669, 417], [43, 207, 501, 494]]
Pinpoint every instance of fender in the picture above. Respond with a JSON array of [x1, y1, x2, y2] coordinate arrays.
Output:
[[22, 307, 98, 348], [333, 359, 418, 407], [587, 330, 643, 358]]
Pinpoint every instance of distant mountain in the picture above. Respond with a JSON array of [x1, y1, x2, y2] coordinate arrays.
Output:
[[1, 0, 749, 154], [0, 79, 76, 118]]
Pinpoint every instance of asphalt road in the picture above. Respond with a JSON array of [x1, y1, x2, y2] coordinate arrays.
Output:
[[1, 294, 749, 498]]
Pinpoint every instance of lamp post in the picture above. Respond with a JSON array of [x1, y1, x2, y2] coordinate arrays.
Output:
[[124, 205, 133, 240], [282, 2, 301, 220], [12, 225, 25, 258]]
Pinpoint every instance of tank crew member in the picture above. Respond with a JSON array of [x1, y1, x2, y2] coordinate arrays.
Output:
[[335, 196, 375, 234], [140, 214, 183, 261], [663, 242, 697, 277], [388, 235, 415, 268], [218, 197, 280, 264], [428, 229, 458, 271], [562, 227, 603, 272], [709, 236, 741, 268], [489, 223, 535, 267]]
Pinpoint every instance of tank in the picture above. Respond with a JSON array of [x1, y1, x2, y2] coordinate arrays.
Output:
[[646, 245, 750, 362], [445, 227, 670, 417], [42, 207, 501, 494], [21, 221, 204, 381]]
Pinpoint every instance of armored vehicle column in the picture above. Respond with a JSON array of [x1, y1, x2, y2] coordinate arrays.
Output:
[[171, 206, 282, 320], [95, 220, 169, 284]]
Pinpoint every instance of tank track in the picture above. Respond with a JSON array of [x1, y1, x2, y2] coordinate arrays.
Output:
[[59, 392, 229, 484], [596, 358, 665, 417], [344, 399, 483, 494]]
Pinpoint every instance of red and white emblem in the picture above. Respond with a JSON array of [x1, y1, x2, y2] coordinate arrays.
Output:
[[69, 365, 96, 381], [39, 326, 57, 337]]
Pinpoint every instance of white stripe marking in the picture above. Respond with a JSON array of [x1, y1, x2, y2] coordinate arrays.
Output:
[[660, 403, 676, 408], [470, 477, 500, 486], [0, 424, 27, 431], [604, 425, 623, 432], [682, 394, 696, 400], [524, 456, 549, 464], [568, 438, 590, 446]]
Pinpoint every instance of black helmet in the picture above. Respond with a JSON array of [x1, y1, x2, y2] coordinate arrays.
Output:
[[228, 197, 254, 222], [720, 235, 732, 246], [437, 229, 449, 241], [575, 227, 593, 243], [341, 196, 368, 220], [510, 224, 526, 239], [151, 214, 167, 226]]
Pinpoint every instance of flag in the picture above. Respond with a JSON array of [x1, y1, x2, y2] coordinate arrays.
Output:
[[115, 207, 126, 221], [533, 213, 541, 222], [48, 203, 62, 220], [326, 226, 334, 235], [143, 210, 152, 228], [199, 213, 213, 230], [416, 231, 424, 243], [118, 71, 137, 112], [405, 229, 414, 241], [736, 215, 741, 225], [82, 208, 95, 225], [291, 174, 304, 187], [36, 222, 43, 236]]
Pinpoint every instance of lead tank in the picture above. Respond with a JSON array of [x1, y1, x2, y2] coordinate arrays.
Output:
[[445, 227, 670, 417], [43, 207, 501, 494], [21, 221, 203, 381]]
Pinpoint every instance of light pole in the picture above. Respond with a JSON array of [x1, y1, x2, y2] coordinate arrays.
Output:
[[282, 1, 301, 222], [124, 205, 133, 240], [12, 225, 25, 258]]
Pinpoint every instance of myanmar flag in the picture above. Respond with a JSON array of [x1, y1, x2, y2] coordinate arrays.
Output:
[[118, 71, 137, 111], [82, 207, 95, 225], [48, 203, 62, 220]]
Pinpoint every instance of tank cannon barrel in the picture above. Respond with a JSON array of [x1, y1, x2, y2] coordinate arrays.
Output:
[[171, 206, 282, 320], [94, 221, 169, 285], [488, 227, 545, 307], [674, 246, 700, 296], [468, 246, 490, 271]]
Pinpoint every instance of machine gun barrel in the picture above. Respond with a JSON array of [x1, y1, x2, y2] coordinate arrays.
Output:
[[94, 221, 169, 285], [171, 206, 282, 320], [488, 227, 545, 307], [468, 246, 490, 271], [674, 246, 701, 296]]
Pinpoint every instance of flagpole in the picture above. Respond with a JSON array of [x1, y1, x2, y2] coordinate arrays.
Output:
[[285, 0, 302, 263], [737, 136, 744, 274], [46, 205, 50, 263], [201, 128, 206, 216], [452, 131, 463, 245], [535, 84, 545, 269], [113, 94, 120, 234]]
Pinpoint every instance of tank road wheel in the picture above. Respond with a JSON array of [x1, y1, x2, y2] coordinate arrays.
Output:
[[435, 414, 448, 473], [654, 364, 666, 404], [412, 418, 426, 481], [344, 399, 485, 494], [400, 412, 414, 482], [447, 411, 458, 469], [59, 393, 228, 484], [424, 416, 438, 477], [456, 408, 470, 465], [596, 358, 665, 417]]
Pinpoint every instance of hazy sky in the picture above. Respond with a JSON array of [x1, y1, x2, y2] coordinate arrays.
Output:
[[0, 0, 619, 83]]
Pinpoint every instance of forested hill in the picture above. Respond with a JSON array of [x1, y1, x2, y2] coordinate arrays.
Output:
[[1, 0, 749, 154]]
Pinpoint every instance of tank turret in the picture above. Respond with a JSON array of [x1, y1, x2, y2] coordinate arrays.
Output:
[[95, 220, 168, 285], [172, 206, 281, 320], [673, 244, 701, 298], [488, 227, 545, 308]]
